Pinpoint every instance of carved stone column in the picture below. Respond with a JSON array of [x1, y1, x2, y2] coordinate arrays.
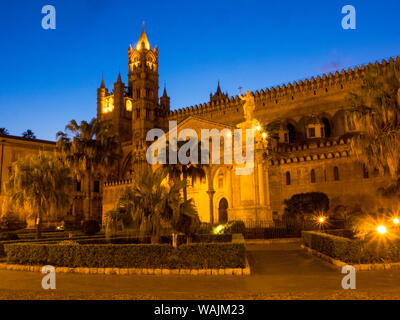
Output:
[[207, 190, 216, 224], [206, 167, 216, 224]]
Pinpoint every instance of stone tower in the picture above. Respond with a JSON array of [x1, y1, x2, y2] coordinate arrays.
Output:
[[127, 23, 169, 167], [97, 23, 170, 174], [129, 23, 159, 145]]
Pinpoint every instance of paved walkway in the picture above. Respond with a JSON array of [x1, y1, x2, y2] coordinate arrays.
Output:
[[0, 241, 399, 299]]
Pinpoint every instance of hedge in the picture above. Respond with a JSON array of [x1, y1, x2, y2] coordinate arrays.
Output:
[[0, 234, 105, 257], [0, 233, 233, 257], [302, 231, 400, 264], [4, 240, 245, 269], [323, 229, 355, 239]]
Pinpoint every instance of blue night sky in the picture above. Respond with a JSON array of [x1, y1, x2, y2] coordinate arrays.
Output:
[[0, 0, 399, 141]]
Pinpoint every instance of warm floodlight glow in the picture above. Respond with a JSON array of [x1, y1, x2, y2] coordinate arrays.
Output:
[[213, 225, 224, 234], [256, 125, 261, 131], [313, 214, 328, 228], [377, 225, 387, 235], [226, 131, 232, 138], [393, 218, 400, 225], [262, 132, 267, 139], [126, 100, 133, 112]]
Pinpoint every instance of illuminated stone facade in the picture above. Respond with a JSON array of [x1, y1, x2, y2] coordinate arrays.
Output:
[[98, 26, 397, 225], [0, 135, 102, 226]]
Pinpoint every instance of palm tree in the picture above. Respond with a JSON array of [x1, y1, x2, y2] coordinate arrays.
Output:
[[163, 140, 206, 201], [22, 130, 36, 139], [106, 166, 200, 244], [347, 59, 400, 180], [6, 152, 74, 238], [56, 118, 121, 221], [0, 128, 9, 136]]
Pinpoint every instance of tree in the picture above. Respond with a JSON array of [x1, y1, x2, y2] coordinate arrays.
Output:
[[6, 152, 73, 238], [0, 128, 9, 136], [171, 199, 200, 244], [106, 167, 200, 244], [347, 59, 400, 181], [283, 192, 330, 222], [56, 118, 121, 221], [22, 130, 36, 139], [163, 140, 206, 201]]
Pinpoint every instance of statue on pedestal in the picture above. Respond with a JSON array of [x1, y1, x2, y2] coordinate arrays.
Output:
[[239, 90, 255, 122]]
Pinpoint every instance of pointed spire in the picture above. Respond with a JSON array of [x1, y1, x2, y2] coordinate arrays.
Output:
[[162, 81, 168, 97], [216, 80, 222, 94], [100, 75, 105, 88], [117, 71, 122, 83], [136, 21, 151, 50]]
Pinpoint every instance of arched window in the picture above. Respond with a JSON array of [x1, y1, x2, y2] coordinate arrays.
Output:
[[218, 171, 224, 189], [76, 180, 81, 192], [287, 124, 296, 143], [285, 172, 291, 185], [322, 118, 331, 137], [363, 164, 369, 179], [93, 181, 100, 193], [334, 166, 339, 181], [311, 169, 316, 183]]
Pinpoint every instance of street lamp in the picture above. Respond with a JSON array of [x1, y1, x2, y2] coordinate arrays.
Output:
[[377, 225, 387, 235]]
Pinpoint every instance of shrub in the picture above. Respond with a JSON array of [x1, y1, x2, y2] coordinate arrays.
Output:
[[323, 229, 355, 239], [284, 192, 329, 219], [4, 240, 245, 269], [225, 221, 246, 234], [82, 220, 100, 235], [302, 230, 400, 263], [0, 233, 20, 241], [0, 214, 27, 231], [302, 231, 363, 263]]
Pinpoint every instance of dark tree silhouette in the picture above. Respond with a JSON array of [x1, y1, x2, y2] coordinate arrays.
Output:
[[22, 130, 36, 139], [0, 128, 9, 136]]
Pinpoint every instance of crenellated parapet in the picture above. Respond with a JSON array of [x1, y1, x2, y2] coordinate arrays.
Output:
[[168, 56, 400, 121], [266, 137, 352, 166]]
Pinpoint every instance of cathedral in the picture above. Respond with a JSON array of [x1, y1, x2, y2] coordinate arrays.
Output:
[[1, 25, 395, 228], [99, 25, 396, 226]]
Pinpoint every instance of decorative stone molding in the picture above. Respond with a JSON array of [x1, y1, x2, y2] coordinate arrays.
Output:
[[267, 137, 351, 166]]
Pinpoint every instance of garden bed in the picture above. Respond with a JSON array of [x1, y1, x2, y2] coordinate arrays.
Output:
[[302, 230, 400, 264], [4, 234, 246, 269], [0, 234, 105, 257]]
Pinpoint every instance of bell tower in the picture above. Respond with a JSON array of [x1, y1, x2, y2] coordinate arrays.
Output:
[[128, 23, 160, 149]]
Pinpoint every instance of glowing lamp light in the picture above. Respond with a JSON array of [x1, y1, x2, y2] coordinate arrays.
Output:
[[262, 132, 267, 139], [393, 218, 400, 225], [213, 225, 224, 234], [318, 217, 325, 223], [377, 225, 387, 235], [226, 131, 232, 138], [256, 125, 261, 131]]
